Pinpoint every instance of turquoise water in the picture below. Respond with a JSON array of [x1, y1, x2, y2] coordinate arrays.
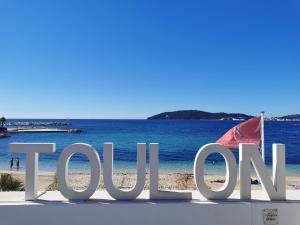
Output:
[[1, 119, 300, 175]]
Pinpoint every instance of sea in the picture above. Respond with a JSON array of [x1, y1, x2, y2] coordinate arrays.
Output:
[[1, 119, 300, 176]]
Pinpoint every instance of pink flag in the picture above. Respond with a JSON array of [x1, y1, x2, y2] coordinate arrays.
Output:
[[217, 117, 261, 149]]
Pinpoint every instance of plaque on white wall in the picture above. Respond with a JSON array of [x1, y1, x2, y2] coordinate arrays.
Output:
[[263, 209, 279, 225]]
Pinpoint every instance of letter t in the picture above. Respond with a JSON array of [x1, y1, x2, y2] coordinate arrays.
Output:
[[9, 143, 55, 200]]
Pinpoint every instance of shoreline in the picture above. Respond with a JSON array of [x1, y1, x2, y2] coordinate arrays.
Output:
[[2, 170, 300, 192], [4, 161, 300, 176]]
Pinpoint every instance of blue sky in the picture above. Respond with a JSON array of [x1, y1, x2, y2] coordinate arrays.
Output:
[[0, 0, 299, 119]]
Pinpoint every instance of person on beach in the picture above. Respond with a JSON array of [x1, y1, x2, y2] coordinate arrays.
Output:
[[16, 158, 20, 170], [10, 157, 14, 169]]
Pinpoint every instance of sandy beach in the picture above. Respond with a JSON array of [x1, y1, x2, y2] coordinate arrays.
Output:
[[2, 170, 300, 191]]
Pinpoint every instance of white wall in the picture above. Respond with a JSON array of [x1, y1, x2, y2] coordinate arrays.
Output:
[[0, 201, 252, 225], [0, 191, 299, 225]]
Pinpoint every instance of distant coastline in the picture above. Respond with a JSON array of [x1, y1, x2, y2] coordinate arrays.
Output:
[[147, 110, 300, 121], [268, 114, 300, 121], [147, 110, 253, 121]]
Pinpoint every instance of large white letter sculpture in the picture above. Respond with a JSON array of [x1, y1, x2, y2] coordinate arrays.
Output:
[[9, 143, 56, 200], [103, 143, 146, 200], [150, 143, 192, 200], [194, 143, 238, 200], [239, 143, 286, 200], [57, 143, 101, 200]]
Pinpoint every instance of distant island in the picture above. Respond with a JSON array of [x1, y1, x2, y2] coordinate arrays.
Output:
[[148, 110, 300, 121], [147, 110, 253, 120]]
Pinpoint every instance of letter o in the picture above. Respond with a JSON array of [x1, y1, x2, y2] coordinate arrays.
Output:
[[57, 143, 101, 200], [194, 143, 237, 200]]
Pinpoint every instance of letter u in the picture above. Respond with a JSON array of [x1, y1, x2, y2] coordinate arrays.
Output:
[[103, 143, 146, 200]]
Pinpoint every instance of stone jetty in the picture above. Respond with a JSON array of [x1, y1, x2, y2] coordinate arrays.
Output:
[[6, 121, 70, 126]]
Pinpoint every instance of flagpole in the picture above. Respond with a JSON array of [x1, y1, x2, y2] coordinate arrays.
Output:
[[261, 111, 265, 161]]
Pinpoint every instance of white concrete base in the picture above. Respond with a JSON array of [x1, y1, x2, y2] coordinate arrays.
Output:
[[0, 191, 300, 225]]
